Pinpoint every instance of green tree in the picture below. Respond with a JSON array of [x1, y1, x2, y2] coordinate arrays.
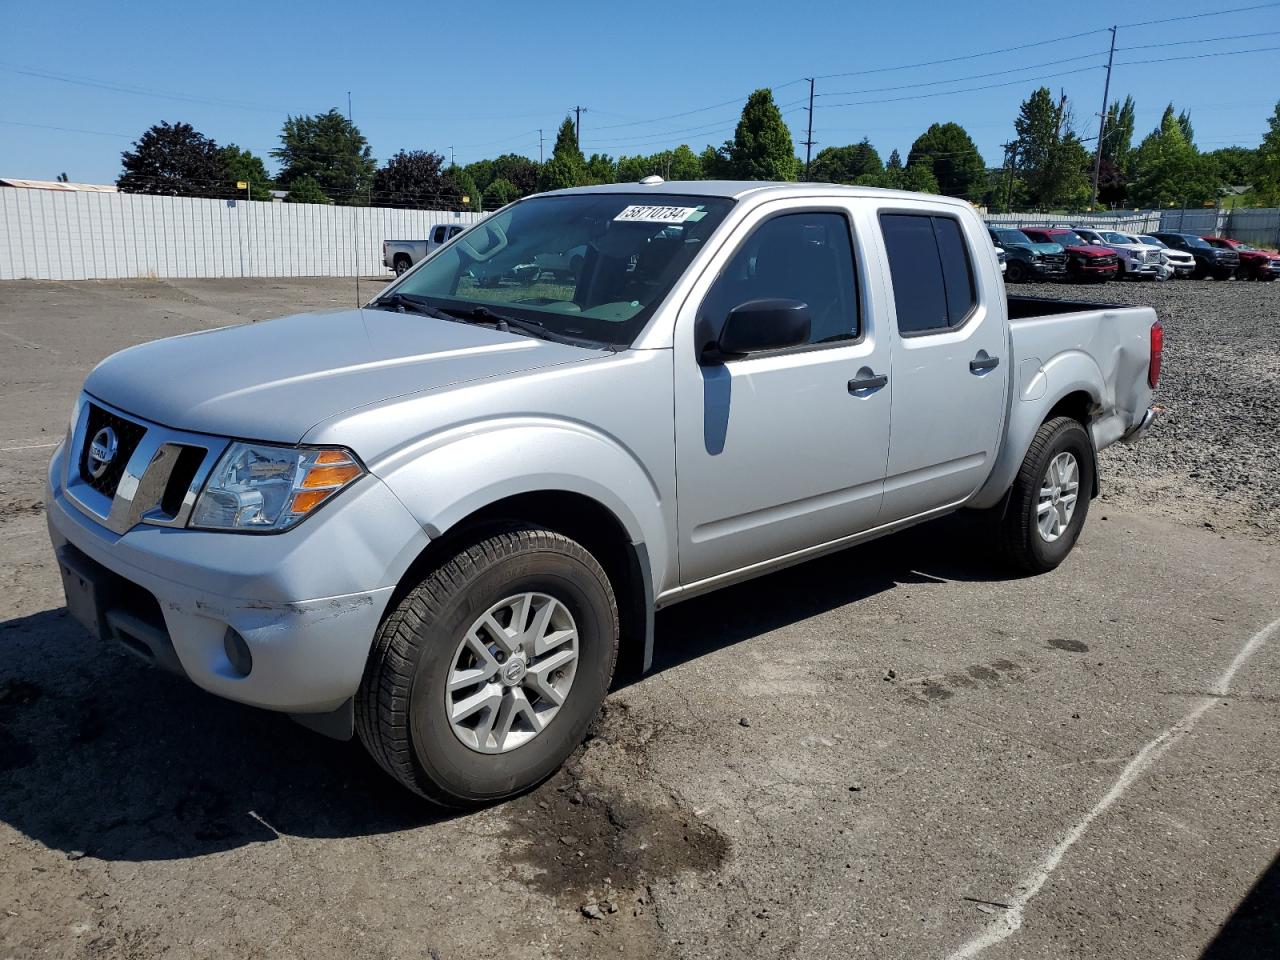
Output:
[[810, 139, 882, 184], [284, 175, 330, 204], [699, 145, 728, 179], [1248, 101, 1280, 205], [1129, 105, 1220, 207], [1206, 145, 1259, 186], [463, 159, 496, 194], [1177, 109, 1195, 147], [666, 144, 703, 180], [220, 144, 274, 200], [907, 123, 985, 198], [585, 153, 617, 184], [272, 109, 376, 205], [373, 149, 453, 207], [1012, 88, 1090, 208], [723, 89, 798, 181], [540, 117, 587, 190], [56, 172, 69, 183], [117, 121, 224, 196], [447, 167, 482, 211], [1101, 95, 1136, 171], [886, 149, 903, 172], [482, 177, 518, 209], [491, 153, 540, 196]]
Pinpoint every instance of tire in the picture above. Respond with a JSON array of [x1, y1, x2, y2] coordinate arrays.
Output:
[[356, 525, 619, 807], [1006, 260, 1028, 284], [1192, 259, 1209, 280], [393, 255, 411, 276], [1213, 267, 1234, 281], [995, 417, 1094, 575]]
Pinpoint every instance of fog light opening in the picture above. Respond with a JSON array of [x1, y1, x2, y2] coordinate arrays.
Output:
[[223, 627, 253, 677]]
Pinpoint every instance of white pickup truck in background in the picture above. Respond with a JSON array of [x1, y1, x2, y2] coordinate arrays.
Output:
[[383, 223, 466, 274]]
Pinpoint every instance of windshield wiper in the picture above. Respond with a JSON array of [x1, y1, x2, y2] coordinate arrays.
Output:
[[435, 304, 588, 346], [368, 292, 453, 321]]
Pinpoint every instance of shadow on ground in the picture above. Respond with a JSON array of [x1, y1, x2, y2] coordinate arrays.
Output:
[[1201, 850, 1280, 959], [0, 513, 1013, 862]]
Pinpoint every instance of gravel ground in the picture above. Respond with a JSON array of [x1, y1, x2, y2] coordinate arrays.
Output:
[[1, 278, 1278, 959], [1021, 278, 1280, 539]]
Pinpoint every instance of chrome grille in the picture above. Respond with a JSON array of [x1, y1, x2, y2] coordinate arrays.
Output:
[[79, 404, 146, 498]]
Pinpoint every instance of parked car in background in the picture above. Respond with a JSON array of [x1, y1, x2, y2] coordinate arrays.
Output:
[[383, 224, 467, 275], [1021, 228, 1119, 282], [1201, 236, 1280, 281], [1151, 232, 1239, 280], [47, 180, 1161, 805], [986, 226, 1068, 283], [1137, 235, 1196, 278], [1072, 227, 1163, 280]]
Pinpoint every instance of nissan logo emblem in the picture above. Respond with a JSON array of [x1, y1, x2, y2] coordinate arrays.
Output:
[[86, 426, 118, 480]]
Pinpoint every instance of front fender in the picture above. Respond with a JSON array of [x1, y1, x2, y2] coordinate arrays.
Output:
[[370, 417, 671, 590], [970, 350, 1103, 509]]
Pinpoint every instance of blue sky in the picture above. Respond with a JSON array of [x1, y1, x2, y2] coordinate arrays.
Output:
[[2, 0, 1277, 184]]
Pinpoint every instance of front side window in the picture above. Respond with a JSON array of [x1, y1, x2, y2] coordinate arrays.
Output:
[[699, 212, 860, 349], [391, 193, 734, 347], [431, 226, 447, 244], [880, 213, 976, 335]]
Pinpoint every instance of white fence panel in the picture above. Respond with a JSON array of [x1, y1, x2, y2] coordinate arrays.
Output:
[[0, 189, 485, 280]]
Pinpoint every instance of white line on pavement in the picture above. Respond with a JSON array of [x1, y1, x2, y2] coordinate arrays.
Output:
[[945, 614, 1280, 959], [1, 442, 60, 452]]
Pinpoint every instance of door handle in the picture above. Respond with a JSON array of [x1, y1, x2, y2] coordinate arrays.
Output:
[[848, 372, 888, 393], [969, 355, 1000, 373]]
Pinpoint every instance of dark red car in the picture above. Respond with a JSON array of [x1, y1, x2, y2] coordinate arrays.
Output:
[[1021, 227, 1119, 282], [1202, 236, 1280, 281]]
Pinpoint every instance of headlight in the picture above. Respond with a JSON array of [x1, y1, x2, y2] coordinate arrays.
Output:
[[190, 442, 365, 532]]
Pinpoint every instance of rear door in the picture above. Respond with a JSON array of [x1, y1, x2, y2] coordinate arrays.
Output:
[[873, 205, 1008, 521], [673, 200, 893, 587]]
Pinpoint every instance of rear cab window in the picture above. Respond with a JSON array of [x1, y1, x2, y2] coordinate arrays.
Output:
[[879, 213, 976, 335]]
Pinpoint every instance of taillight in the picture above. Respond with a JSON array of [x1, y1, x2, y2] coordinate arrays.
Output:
[[1149, 320, 1163, 388]]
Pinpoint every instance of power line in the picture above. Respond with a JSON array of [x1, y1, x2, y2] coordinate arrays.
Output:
[[1115, 44, 1280, 66], [818, 50, 1109, 97], [0, 118, 132, 138], [1116, 28, 1280, 51], [1118, 1, 1280, 28], [819, 65, 1103, 109]]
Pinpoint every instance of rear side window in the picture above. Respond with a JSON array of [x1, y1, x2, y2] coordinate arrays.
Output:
[[880, 213, 977, 334], [431, 226, 446, 244]]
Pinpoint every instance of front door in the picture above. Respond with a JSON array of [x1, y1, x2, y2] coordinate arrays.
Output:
[[673, 202, 893, 588], [874, 207, 1008, 521]]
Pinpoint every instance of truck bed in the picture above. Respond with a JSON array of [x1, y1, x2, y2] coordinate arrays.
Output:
[[1007, 294, 1128, 320]]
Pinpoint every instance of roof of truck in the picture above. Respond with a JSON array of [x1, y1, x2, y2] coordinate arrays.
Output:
[[540, 179, 964, 205]]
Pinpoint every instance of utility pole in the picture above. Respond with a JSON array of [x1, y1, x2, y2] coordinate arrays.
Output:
[[347, 91, 352, 123], [574, 106, 583, 149], [802, 78, 816, 180], [1090, 25, 1117, 210], [538, 129, 544, 165], [449, 145, 455, 167]]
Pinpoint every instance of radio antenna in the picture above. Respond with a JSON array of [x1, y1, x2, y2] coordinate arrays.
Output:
[[349, 90, 362, 308]]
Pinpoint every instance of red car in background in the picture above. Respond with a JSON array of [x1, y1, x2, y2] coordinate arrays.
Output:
[[1201, 236, 1280, 281], [1021, 227, 1120, 282]]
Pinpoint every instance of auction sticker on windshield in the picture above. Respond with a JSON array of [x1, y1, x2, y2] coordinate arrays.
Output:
[[614, 205, 700, 223]]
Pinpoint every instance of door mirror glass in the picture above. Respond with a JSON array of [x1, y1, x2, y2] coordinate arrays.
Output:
[[707, 299, 811, 362]]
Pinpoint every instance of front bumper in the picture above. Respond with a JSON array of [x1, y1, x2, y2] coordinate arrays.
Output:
[[46, 439, 428, 715], [1074, 260, 1119, 275], [1030, 260, 1068, 277]]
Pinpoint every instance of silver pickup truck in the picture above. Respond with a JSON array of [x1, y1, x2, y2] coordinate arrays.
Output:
[[383, 223, 465, 274], [47, 180, 1160, 805]]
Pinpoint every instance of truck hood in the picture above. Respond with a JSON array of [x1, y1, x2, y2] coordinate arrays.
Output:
[[1067, 245, 1117, 258], [1024, 242, 1064, 256], [84, 308, 601, 443]]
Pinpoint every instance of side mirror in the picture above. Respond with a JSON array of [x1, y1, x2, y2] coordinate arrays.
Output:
[[703, 299, 811, 363]]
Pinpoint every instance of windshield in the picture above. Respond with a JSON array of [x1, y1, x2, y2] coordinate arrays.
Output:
[[1184, 235, 1212, 249], [1139, 235, 1166, 248], [1055, 231, 1087, 246], [1100, 231, 1131, 244], [995, 229, 1032, 244], [386, 192, 734, 347]]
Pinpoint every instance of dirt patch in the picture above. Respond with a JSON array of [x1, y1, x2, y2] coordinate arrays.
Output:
[[1048, 637, 1090, 653]]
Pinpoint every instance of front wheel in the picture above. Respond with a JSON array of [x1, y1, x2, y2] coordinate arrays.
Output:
[[995, 417, 1094, 574], [1006, 260, 1029, 283], [356, 525, 619, 806]]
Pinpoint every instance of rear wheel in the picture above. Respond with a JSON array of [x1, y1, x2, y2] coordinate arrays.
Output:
[[995, 417, 1094, 574], [356, 525, 619, 806], [393, 255, 412, 276]]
